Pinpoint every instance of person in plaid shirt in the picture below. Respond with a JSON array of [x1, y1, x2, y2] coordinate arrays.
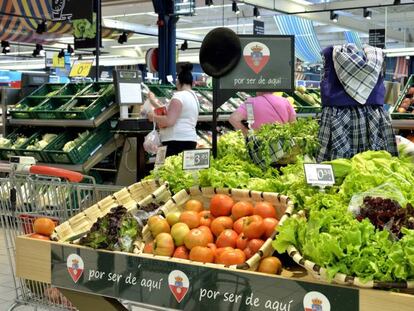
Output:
[[317, 44, 398, 162]]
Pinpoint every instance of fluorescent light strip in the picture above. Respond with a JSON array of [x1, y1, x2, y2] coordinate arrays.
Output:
[[111, 43, 159, 49], [178, 23, 253, 31]]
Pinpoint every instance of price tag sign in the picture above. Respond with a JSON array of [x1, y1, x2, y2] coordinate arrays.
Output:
[[246, 103, 254, 123], [155, 146, 167, 166], [166, 75, 174, 83], [304, 164, 335, 186], [69, 60, 93, 77], [183, 149, 211, 170]]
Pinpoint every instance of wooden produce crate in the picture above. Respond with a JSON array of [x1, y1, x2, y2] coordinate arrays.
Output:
[[15, 235, 414, 311], [51, 180, 170, 242]]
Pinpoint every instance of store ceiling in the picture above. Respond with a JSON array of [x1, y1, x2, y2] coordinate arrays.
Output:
[[1, 0, 414, 70]]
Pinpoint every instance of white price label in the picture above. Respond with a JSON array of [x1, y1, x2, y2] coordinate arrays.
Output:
[[304, 164, 335, 186], [155, 146, 167, 166], [147, 72, 154, 79], [166, 75, 174, 83], [246, 103, 254, 122], [182, 149, 211, 170]]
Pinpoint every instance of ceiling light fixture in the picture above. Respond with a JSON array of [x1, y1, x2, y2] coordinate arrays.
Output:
[[330, 10, 338, 23], [394, 0, 401, 5], [205, 0, 214, 7], [118, 32, 128, 44], [67, 44, 74, 55], [32, 44, 44, 57], [180, 40, 188, 51], [58, 49, 65, 58], [36, 20, 47, 34], [232, 1, 240, 15], [253, 6, 261, 19], [1, 41, 10, 54], [363, 8, 372, 20]]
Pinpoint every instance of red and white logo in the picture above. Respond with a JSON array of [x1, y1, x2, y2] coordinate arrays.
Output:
[[66, 254, 84, 283], [303, 291, 331, 311], [243, 42, 270, 74], [168, 270, 190, 303]]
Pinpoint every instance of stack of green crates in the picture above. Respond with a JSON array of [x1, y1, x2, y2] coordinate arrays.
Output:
[[0, 129, 38, 160], [10, 83, 115, 120], [44, 125, 113, 164]]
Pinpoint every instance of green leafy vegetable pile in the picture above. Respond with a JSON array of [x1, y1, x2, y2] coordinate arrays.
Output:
[[274, 150, 414, 282], [79, 206, 140, 252], [248, 118, 320, 167]]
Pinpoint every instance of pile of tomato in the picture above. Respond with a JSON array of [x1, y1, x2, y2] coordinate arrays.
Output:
[[144, 194, 282, 275]]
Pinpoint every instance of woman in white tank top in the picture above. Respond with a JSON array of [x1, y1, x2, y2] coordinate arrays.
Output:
[[147, 63, 199, 156]]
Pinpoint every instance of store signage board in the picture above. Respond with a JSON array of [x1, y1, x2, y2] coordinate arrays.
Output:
[[182, 149, 210, 170], [155, 146, 167, 166], [253, 20, 265, 35], [304, 164, 335, 187], [369, 29, 385, 49], [113, 70, 143, 105], [220, 35, 294, 92], [69, 60, 94, 78], [51, 244, 359, 310]]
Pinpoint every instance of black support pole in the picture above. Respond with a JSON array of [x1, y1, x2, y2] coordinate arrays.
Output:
[[95, 0, 101, 81]]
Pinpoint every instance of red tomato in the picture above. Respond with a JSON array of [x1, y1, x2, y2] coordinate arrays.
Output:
[[185, 199, 204, 213], [190, 246, 215, 263], [243, 247, 254, 259], [215, 247, 234, 263], [199, 211, 214, 227], [217, 249, 246, 265], [247, 239, 265, 254], [143, 242, 154, 254], [29, 233, 50, 241], [232, 201, 253, 220], [184, 228, 210, 249], [216, 229, 238, 248], [210, 216, 233, 237], [210, 194, 234, 217], [179, 211, 200, 229], [173, 246, 189, 259], [243, 215, 265, 239], [254, 202, 276, 219], [258, 256, 282, 274], [236, 233, 249, 250], [233, 216, 247, 234], [198, 225, 214, 243], [153, 233, 175, 257], [207, 243, 217, 254], [263, 218, 279, 238]]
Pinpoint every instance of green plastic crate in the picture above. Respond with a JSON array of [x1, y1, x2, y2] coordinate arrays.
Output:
[[391, 75, 414, 120], [19, 132, 60, 162], [45, 127, 112, 164], [59, 83, 88, 96], [29, 83, 65, 97], [33, 97, 73, 119], [0, 130, 39, 160], [79, 83, 115, 104], [10, 97, 47, 119], [59, 96, 110, 120], [148, 85, 171, 97]]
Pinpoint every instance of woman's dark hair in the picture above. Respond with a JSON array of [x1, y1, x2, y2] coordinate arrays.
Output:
[[177, 63, 193, 86]]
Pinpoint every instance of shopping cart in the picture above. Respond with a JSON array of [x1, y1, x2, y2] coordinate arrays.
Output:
[[0, 162, 122, 311]]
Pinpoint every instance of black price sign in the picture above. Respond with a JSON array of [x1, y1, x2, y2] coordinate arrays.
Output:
[[183, 149, 210, 170], [304, 164, 335, 186]]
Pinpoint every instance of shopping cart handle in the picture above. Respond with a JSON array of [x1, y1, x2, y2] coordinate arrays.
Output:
[[29, 166, 84, 183]]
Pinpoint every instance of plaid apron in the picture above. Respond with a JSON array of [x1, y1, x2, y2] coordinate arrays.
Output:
[[333, 44, 383, 105], [317, 105, 398, 162]]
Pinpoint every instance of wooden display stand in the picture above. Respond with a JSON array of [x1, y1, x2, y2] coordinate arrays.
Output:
[[15, 235, 414, 311]]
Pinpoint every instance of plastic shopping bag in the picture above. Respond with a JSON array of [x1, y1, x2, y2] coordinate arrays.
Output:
[[143, 122, 161, 154]]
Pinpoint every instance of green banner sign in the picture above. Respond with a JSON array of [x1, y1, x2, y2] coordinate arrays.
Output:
[[51, 245, 359, 310]]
